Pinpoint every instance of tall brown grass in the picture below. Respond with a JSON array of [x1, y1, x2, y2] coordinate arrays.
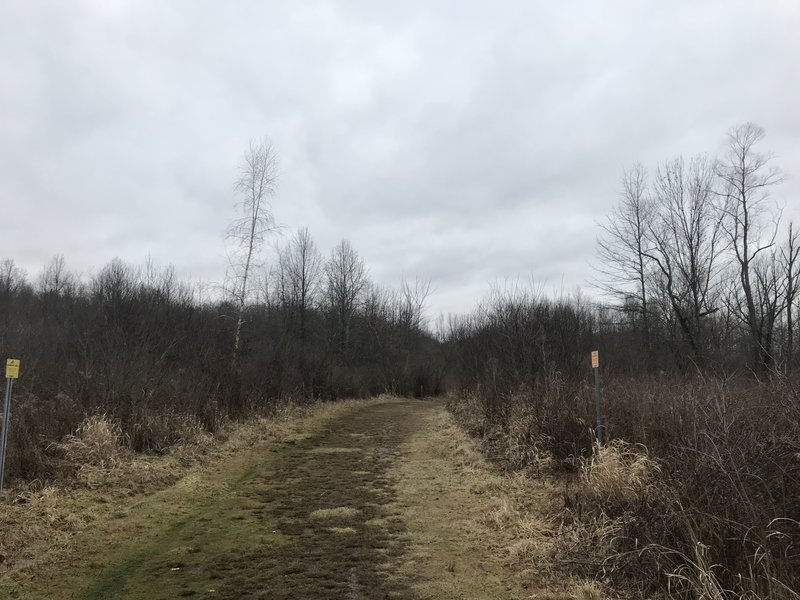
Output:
[[56, 414, 124, 468]]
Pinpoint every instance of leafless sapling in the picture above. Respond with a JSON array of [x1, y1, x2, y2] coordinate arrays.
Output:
[[227, 138, 278, 363]]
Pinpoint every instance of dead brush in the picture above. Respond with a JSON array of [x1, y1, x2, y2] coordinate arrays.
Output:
[[56, 414, 125, 469], [551, 441, 671, 588], [507, 399, 555, 474], [552, 510, 630, 577], [129, 409, 208, 452], [662, 538, 732, 600], [446, 390, 490, 439], [452, 374, 800, 596], [651, 518, 800, 600]]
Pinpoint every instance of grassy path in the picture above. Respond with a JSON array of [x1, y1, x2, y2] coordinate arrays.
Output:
[[1, 398, 584, 599], [77, 400, 424, 599]]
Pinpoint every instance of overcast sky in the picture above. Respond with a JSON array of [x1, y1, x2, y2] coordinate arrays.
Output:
[[2, 1, 799, 317]]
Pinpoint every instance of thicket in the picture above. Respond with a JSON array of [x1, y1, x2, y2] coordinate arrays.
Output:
[[445, 124, 800, 598], [0, 246, 442, 482]]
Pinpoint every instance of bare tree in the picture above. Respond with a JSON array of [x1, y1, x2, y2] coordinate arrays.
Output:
[[92, 258, 138, 308], [594, 163, 654, 347], [0, 259, 26, 295], [227, 138, 278, 362], [38, 254, 76, 297], [278, 227, 323, 345], [399, 274, 431, 332], [716, 123, 783, 371], [644, 155, 724, 367], [753, 251, 787, 371], [0, 259, 28, 341], [324, 239, 368, 352], [781, 222, 800, 371]]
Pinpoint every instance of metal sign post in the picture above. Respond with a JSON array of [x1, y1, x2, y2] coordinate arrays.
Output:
[[0, 358, 20, 491], [591, 351, 604, 445]]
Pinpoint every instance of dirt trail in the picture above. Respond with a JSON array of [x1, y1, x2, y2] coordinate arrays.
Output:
[[79, 400, 425, 600], [4, 399, 573, 599], [198, 400, 423, 599]]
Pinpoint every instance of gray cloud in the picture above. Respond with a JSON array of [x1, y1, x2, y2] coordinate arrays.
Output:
[[2, 1, 798, 317]]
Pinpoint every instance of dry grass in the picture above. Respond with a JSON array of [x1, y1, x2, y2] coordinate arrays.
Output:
[[579, 440, 658, 508], [572, 582, 606, 600], [56, 414, 124, 469]]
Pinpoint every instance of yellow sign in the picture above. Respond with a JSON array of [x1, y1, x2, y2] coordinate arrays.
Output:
[[591, 351, 599, 369], [5, 359, 19, 379]]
